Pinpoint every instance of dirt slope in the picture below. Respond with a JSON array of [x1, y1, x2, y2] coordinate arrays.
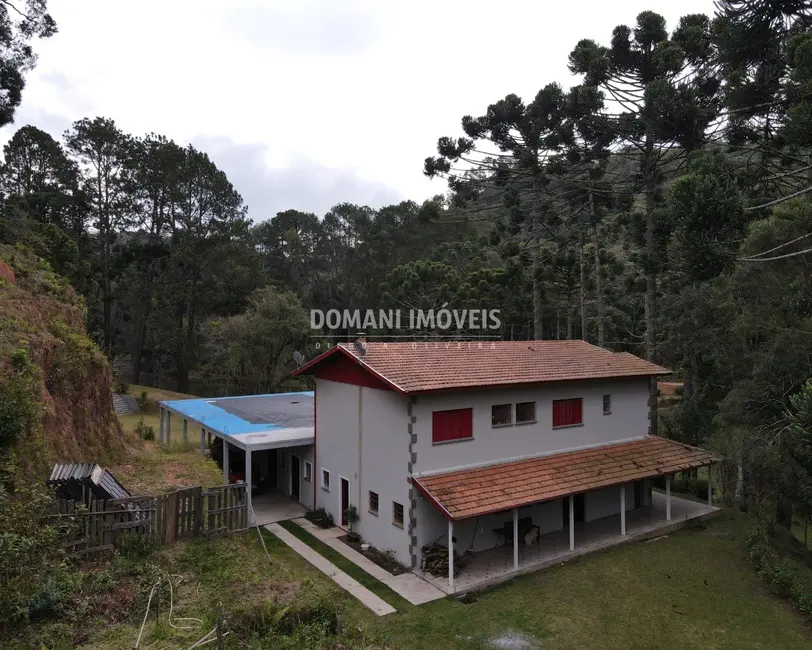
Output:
[[0, 244, 125, 473]]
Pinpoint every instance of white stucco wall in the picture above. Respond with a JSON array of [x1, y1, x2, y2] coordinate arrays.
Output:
[[314, 378, 412, 566], [584, 483, 634, 522], [412, 377, 650, 475], [276, 444, 314, 508], [414, 496, 566, 566]]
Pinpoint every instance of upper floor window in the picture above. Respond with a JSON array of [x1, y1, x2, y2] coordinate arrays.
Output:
[[516, 401, 536, 424], [553, 398, 583, 428], [491, 404, 512, 426], [432, 408, 473, 444], [603, 394, 612, 415]]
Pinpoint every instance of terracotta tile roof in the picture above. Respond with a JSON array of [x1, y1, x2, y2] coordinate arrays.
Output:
[[412, 436, 719, 520], [296, 340, 669, 393]]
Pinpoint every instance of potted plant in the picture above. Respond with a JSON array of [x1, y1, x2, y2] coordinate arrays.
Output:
[[345, 504, 360, 542]]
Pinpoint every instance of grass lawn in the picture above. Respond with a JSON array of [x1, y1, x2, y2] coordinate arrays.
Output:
[[19, 509, 812, 649], [279, 520, 414, 611], [362, 511, 812, 650]]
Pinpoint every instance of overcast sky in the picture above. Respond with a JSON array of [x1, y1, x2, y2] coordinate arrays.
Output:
[[1, 0, 715, 221]]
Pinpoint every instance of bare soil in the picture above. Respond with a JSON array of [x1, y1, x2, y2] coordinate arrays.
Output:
[[338, 534, 408, 575]]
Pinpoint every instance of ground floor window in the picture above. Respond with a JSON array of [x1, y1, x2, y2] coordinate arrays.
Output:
[[369, 491, 379, 515], [304, 461, 312, 482], [321, 468, 330, 491], [392, 501, 404, 527]]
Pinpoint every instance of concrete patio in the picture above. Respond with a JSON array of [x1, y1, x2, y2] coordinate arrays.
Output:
[[418, 491, 720, 594], [251, 491, 307, 526]]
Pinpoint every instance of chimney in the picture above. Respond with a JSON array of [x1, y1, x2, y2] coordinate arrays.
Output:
[[356, 331, 367, 343]]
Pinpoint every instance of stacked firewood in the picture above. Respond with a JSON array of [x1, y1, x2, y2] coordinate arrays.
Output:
[[421, 541, 466, 576]]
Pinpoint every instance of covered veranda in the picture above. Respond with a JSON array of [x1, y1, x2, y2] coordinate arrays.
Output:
[[412, 436, 720, 594], [158, 392, 314, 525]]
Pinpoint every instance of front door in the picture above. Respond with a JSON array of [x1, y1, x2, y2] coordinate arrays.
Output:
[[340, 477, 350, 526], [291, 455, 300, 501]]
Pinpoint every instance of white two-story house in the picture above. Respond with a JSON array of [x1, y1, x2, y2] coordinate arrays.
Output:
[[294, 338, 717, 592]]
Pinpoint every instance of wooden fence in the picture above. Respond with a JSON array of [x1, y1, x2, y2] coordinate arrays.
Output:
[[46, 483, 248, 555]]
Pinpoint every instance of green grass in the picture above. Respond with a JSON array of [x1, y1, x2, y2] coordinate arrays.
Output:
[[365, 511, 812, 650], [278, 520, 415, 611], [17, 510, 812, 649]]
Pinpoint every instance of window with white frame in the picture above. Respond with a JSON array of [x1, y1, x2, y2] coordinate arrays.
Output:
[[321, 468, 330, 491], [603, 394, 612, 415], [304, 461, 312, 482]]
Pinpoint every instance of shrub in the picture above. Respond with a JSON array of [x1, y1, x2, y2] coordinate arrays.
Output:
[[0, 348, 42, 453], [0, 474, 62, 626], [304, 507, 334, 529], [746, 523, 812, 621], [132, 417, 155, 441], [114, 380, 129, 395], [136, 390, 149, 411]]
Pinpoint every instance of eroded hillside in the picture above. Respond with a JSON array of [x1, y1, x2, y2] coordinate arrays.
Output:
[[0, 244, 124, 474]]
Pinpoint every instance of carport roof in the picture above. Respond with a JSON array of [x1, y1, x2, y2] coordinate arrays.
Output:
[[412, 436, 719, 521], [160, 391, 314, 451]]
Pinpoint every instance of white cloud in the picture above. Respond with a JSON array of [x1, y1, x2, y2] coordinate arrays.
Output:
[[1, 0, 717, 219]]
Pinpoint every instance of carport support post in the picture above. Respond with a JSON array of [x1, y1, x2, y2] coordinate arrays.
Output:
[[222, 439, 230, 483], [620, 485, 626, 536], [666, 475, 672, 521], [707, 464, 713, 507], [166, 410, 171, 446], [159, 407, 164, 444], [245, 448, 253, 526], [182, 418, 188, 442], [569, 495, 574, 551], [448, 519, 455, 593], [513, 507, 519, 570], [199, 427, 205, 455]]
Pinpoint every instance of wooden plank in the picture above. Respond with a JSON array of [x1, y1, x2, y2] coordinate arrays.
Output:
[[165, 491, 179, 544]]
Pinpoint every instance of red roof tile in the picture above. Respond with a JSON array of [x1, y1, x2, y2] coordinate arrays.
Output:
[[412, 436, 718, 520], [295, 340, 669, 394]]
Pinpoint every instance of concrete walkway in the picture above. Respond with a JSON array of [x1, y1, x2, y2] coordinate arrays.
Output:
[[265, 522, 396, 616], [293, 518, 446, 605]]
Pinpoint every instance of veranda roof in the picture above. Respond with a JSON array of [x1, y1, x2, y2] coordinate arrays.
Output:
[[412, 436, 719, 521]]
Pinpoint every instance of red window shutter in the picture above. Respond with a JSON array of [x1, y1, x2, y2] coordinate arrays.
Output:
[[432, 408, 473, 443], [553, 398, 582, 427]]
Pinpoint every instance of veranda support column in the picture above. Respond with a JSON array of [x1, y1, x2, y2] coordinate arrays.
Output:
[[448, 519, 455, 593], [707, 464, 713, 507], [222, 439, 230, 483], [513, 507, 519, 570], [159, 407, 165, 444], [666, 475, 672, 521], [200, 427, 205, 455], [166, 410, 171, 446], [246, 448, 253, 526], [569, 495, 575, 551], [620, 484, 626, 536], [208, 430, 212, 446], [182, 418, 188, 442]]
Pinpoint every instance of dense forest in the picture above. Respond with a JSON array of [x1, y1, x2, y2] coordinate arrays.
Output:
[[2, 1, 812, 528]]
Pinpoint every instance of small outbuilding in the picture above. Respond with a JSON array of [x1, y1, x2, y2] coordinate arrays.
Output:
[[158, 391, 315, 525]]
